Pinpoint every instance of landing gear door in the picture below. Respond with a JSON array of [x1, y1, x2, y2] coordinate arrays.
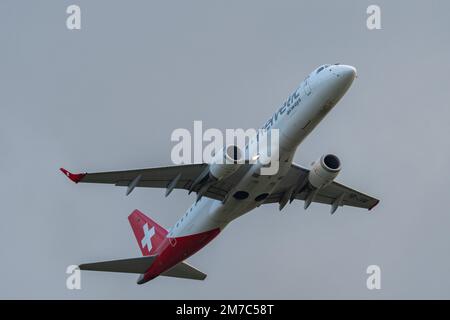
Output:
[[303, 77, 312, 96]]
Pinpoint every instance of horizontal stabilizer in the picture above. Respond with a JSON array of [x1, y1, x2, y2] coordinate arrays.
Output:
[[161, 261, 207, 280], [79, 256, 156, 274]]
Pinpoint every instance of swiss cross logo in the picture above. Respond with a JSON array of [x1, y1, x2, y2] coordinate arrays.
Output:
[[141, 223, 155, 252]]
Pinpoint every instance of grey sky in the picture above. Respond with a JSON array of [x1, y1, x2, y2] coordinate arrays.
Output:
[[1, 0, 450, 299]]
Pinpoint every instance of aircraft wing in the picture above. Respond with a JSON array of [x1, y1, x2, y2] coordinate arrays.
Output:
[[265, 163, 379, 213], [60, 164, 250, 201]]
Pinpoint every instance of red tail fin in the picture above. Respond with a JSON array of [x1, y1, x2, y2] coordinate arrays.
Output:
[[128, 209, 168, 256]]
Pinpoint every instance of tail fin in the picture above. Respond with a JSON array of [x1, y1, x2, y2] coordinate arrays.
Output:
[[128, 209, 168, 256]]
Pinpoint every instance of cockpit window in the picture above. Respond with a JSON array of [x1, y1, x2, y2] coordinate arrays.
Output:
[[316, 64, 331, 74]]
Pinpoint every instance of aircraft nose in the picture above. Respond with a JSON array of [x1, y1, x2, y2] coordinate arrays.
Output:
[[336, 65, 357, 82], [318, 64, 357, 98]]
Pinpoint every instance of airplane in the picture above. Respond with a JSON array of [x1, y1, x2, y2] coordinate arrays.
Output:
[[61, 64, 379, 284]]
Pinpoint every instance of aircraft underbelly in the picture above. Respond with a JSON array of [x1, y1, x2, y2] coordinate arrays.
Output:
[[174, 160, 293, 238]]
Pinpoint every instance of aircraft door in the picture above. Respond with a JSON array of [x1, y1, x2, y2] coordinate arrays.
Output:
[[303, 77, 312, 96]]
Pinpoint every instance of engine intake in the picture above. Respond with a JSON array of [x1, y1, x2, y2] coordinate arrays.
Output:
[[308, 154, 341, 189]]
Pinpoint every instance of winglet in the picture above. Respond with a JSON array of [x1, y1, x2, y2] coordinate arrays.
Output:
[[368, 199, 380, 211], [60, 168, 86, 183]]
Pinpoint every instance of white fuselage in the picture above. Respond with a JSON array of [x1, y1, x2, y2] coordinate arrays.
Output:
[[167, 64, 357, 238]]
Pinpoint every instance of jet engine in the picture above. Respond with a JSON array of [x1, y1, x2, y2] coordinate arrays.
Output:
[[209, 145, 243, 180], [308, 154, 341, 189]]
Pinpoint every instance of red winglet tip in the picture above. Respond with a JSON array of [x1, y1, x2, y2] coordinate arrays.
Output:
[[368, 199, 380, 211], [60, 168, 86, 184]]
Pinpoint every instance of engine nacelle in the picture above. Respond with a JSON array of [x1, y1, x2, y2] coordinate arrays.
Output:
[[308, 154, 341, 189], [209, 145, 243, 180]]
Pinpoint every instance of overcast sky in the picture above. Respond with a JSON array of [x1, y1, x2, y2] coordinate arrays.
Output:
[[1, 0, 450, 299]]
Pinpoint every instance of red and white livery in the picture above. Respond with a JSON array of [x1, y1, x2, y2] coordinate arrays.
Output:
[[61, 64, 379, 284]]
